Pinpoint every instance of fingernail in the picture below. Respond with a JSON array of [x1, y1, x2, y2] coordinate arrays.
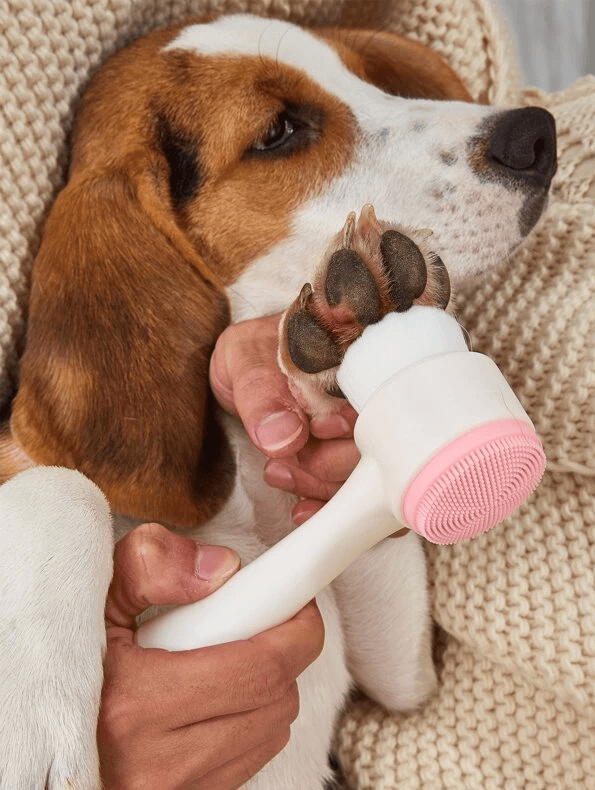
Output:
[[310, 413, 351, 439], [196, 545, 239, 583], [256, 411, 303, 453], [264, 462, 295, 491]]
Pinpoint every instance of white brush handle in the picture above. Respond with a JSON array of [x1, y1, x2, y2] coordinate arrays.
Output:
[[136, 457, 394, 650]]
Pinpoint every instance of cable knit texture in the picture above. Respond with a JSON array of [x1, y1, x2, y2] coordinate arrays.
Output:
[[1, 1, 594, 788]]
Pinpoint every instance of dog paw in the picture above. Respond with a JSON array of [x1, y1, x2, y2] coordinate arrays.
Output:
[[0, 629, 105, 790], [0, 467, 112, 790], [0, 690, 102, 790], [278, 204, 451, 419]]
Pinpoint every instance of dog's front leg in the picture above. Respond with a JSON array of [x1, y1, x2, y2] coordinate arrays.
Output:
[[331, 532, 437, 712], [277, 206, 448, 712], [0, 467, 113, 790]]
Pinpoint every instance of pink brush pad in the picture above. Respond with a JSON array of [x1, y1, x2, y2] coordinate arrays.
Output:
[[401, 419, 546, 544]]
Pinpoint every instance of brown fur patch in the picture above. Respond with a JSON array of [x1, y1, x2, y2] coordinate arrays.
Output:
[[168, 53, 358, 283], [0, 423, 34, 484], [10, 164, 234, 527], [315, 28, 473, 102]]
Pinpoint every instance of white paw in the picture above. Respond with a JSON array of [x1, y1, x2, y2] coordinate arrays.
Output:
[[0, 688, 102, 790], [0, 467, 113, 789]]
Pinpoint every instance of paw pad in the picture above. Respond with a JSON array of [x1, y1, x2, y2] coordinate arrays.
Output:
[[279, 205, 451, 417]]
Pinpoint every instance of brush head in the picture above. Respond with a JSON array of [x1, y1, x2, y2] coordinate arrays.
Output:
[[340, 309, 547, 545], [401, 419, 546, 544]]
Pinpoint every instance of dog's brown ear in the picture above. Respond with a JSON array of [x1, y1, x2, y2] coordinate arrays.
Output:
[[317, 28, 472, 102], [4, 133, 235, 528]]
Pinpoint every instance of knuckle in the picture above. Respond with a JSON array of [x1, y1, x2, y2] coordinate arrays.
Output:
[[320, 480, 341, 500], [236, 364, 278, 395], [121, 523, 179, 600], [294, 475, 333, 502], [121, 522, 171, 573], [99, 690, 138, 742], [247, 648, 292, 706], [130, 521, 169, 546], [99, 659, 150, 744], [301, 604, 326, 658], [280, 681, 300, 725]]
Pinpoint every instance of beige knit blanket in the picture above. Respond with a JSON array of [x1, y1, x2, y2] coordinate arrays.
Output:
[[1, 2, 594, 789]]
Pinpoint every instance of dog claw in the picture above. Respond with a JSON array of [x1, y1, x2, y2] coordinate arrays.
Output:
[[429, 254, 451, 309], [341, 210, 356, 247]]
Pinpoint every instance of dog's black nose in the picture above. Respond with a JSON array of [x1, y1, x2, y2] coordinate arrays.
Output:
[[488, 107, 557, 189]]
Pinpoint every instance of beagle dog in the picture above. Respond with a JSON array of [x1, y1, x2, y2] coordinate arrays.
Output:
[[0, 13, 556, 790]]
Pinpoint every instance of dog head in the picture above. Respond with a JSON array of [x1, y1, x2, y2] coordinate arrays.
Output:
[[0, 14, 556, 528]]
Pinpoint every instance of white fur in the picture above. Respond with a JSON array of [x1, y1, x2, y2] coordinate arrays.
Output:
[[0, 468, 112, 790], [0, 14, 547, 790]]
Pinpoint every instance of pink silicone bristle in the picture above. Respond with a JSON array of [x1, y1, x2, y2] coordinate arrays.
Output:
[[401, 419, 546, 544]]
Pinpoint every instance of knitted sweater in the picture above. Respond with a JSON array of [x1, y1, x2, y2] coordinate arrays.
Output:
[[1, 2, 594, 789]]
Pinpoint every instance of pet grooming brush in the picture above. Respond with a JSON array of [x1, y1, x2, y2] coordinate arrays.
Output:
[[136, 305, 545, 651]]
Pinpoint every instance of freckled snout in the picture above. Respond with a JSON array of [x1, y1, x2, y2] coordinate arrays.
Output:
[[488, 107, 557, 190]]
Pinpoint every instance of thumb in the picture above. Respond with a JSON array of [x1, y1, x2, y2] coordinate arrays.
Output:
[[209, 314, 309, 457], [105, 522, 240, 630]]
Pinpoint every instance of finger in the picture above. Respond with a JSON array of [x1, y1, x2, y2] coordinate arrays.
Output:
[[209, 314, 281, 416], [106, 523, 240, 630], [172, 683, 298, 785], [309, 404, 358, 439], [297, 437, 360, 482], [101, 680, 298, 789], [291, 499, 326, 525], [193, 736, 291, 790], [110, 602, 324, 727], [209, 315, 309, 457], [264, 460, 342, 501], [263, 438, 360, 498]]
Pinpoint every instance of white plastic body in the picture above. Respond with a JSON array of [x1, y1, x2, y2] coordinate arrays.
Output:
[[137, 456, 390, 650], [136, 308, 535, 651], [337, 306, 469, 411]]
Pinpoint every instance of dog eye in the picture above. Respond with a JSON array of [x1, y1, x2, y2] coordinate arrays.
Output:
[[253, 112, 296, 152]]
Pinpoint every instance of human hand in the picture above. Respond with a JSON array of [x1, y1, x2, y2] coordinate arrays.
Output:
[[98, 523, 325, 789], [209, 314, 360, 524]]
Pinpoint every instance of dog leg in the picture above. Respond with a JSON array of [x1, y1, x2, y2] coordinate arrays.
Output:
[[278, 206, 447, 711], [332, 533, 437, 712], [0, 467, 113, 790]]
